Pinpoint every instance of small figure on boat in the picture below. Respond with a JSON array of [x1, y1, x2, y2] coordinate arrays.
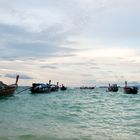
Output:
[[0, 75, 19, 97], [123, 81, 138, 94], [60, 84, 67, 91], [107, 83, 118, 92]]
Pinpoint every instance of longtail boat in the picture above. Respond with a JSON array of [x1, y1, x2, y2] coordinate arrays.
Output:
[[60, 84, 67, 91], [124, 81, 138, 94], [30, 83, 51, 93], [49, 80, 59, 92], [80, 86, 95, 89], [107, 84, 118, 92], [0, 75, 19, 97], [31, 80, 60, 93]]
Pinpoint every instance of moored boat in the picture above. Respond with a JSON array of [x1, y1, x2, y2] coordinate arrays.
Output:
[[80, 86, 95, 89], [49, 81, 59, 92], [0, 75, 19, 97], [60, 84, 67, 91], [124, 81, 138, 94], [30, 83, 51, 93], [107, 84, 118, 92]]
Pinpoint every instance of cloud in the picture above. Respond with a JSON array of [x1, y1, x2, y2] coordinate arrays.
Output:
[[4, 74, 19, 79], [5, 74, 32, 79], [40, 65, 57, 69], [0, 0, 140, 86], [90, 66, 100, 69], [80, 74, 93, 77], [0, 23, 77, 60], [19, 75, 33, 79]]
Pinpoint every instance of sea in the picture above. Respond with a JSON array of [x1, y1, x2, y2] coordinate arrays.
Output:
[[0, 87, 140, 140]]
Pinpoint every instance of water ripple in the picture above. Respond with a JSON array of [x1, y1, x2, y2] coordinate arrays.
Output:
[[0, 87, 140, 140]]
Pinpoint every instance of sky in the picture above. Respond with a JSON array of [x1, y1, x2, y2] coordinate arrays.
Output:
[[0, 0, 140, 87]]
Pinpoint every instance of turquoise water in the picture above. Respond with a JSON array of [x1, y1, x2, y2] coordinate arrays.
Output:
[[0, 87, 140, 140]]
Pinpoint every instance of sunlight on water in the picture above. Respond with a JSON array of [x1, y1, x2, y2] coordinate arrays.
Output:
[[0, 87, 140, 140]]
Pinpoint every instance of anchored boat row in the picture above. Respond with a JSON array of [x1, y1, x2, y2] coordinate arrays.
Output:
[[0, 75, 67, 97], [0, 75, 139, 97], [106, 81, 138, 94], [31, 80, 67, 94], [80, 81, 139, 94]]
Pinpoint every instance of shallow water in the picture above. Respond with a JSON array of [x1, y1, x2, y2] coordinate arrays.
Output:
[[0, 87, 140, 140]]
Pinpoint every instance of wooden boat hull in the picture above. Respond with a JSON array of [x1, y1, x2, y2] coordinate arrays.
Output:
[[108, 87, 118, 92], [31, 88, 50, 94], [123, 81, 138, 94], [124, 87, 138, 94], [60, 87, 67, 90], [80, 87, 95, 89], [30, 83, 51, 94], [0, 85, 17, 97], [50, 85, 59, 92], [107, 84, 118, 92], [0, 75, 19, 97]]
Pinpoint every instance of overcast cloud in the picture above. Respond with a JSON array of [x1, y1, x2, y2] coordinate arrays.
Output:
[[0, 0, 140, 86]]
